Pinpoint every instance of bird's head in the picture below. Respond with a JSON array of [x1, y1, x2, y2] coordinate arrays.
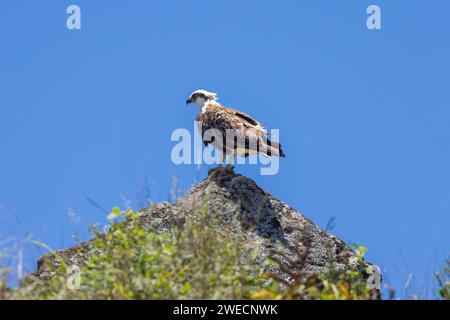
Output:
[[186, 89, 218, 108]]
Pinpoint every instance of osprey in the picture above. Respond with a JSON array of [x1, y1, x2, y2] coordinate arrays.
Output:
[[186, 89, 285, 164]]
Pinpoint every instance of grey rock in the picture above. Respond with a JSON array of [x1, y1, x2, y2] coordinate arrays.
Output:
[[34, 166, 380, 299]]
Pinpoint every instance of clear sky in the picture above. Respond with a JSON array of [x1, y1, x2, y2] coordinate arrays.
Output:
[[0, 1, 449, 299]]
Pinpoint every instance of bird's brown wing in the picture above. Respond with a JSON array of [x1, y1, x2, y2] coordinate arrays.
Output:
[[196, 103, 284, 157], [222, 106, 265, 128], [220, 106, 285, 157]]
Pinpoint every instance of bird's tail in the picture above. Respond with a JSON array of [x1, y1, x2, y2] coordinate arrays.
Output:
[[260, 139, 286, 158]]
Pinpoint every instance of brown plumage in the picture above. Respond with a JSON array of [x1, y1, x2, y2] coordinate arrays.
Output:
[[186, 89, 285, 162]]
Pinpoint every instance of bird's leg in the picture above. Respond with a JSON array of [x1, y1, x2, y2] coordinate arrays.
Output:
[[208, 151, 235, 177], [225, 150, 235, 171], [210, 149, 227, 176], [215, 149, 225, 168]]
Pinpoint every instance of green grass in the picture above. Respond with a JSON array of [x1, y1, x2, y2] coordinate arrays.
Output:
[[1, 204, 447, 300], [3, 204, 263, 299], [435, 258, 449, 300]]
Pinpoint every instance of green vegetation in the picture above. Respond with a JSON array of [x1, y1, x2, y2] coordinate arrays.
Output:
[[2, 205, 262, 299], [435, 258, 449, 300], [0, 268, 10, 299], [253, 244, 376, 300], [0, 204, 446, 300], [0, 207, 364, 300]]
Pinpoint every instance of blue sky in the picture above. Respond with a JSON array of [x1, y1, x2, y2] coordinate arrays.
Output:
[[0, 1, 449, 299]]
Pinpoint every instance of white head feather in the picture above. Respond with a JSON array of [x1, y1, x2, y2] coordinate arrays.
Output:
[[187, 89, 219, 108], [190, 89, 218, 101]]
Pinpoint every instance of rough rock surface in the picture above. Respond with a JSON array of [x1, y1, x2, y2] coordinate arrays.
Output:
[[34, 166, 380, 298]]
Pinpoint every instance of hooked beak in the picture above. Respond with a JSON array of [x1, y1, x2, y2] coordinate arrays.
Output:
[[186, 98, 193, 106]]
